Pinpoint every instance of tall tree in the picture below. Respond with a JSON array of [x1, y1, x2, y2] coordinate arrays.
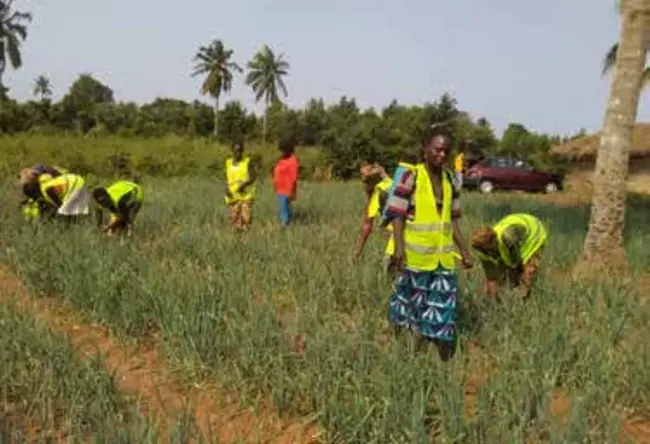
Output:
[[191, 39, 242, 138], [245, 45, 290, 142], [0, 0, 32, 93], [33, 75, 52, 101], [578, 0, 650, 270], [602, 2, 650, 90]]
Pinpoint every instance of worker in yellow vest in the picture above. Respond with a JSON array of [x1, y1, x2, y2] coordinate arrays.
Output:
[[92, 178, 144, 236], [224, 141, 257, 230], [356, 162, 416, 273], [471, 213, 547, 300], [21, 171, 90, 221], [18, 167, 53, 222], [380, 129, 473, 361]]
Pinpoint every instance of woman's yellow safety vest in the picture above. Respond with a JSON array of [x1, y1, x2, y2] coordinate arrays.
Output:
[[225, 157, 255, 203], [403, 163, 456, 271], [106, 181, 143, 207], [493, 213, 547, 267], [40, 174, 85, 207]]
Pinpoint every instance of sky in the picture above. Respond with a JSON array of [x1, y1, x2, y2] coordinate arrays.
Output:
[[4, 0, 650, 137]]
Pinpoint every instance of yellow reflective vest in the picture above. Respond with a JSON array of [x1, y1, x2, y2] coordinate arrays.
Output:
[[493, 213, 547, 267], [225, 157, 255, 203], [40, 174, 85, 207], [403, 163, 456, 271]]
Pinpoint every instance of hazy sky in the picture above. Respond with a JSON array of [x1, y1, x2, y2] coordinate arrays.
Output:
[[5, 0, 649, 136]]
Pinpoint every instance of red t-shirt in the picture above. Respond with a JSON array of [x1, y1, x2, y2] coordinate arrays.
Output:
[[273, 154, 298, 197]]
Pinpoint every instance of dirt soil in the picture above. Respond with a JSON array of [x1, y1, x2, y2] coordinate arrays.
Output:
[[0, 266, 320, 444]]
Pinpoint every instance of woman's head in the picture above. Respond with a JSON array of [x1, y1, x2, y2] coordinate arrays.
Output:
[[92, 187, 113, 210], [471, 226, 498, 255], [421, 129, 453, 169], [278, 137, 295, 157], [18, 168, 38, 186], [360, 162, 387, 198], [231, 141, 244, 161]]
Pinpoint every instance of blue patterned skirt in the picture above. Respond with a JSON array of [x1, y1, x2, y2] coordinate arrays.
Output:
[[388, 265, 457, 342]]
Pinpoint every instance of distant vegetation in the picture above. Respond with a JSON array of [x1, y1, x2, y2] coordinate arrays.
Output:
[[0, 0, 586, 179]]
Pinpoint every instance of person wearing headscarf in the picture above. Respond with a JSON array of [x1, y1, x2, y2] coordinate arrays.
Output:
[[471, 213, 547, 300]]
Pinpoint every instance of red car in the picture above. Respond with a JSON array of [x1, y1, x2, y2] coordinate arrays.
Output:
[[463, 156, 564, 194]]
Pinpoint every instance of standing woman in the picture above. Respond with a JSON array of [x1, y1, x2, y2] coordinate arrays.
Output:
[[273, 138, 299, 226], [381, 129, 473, 361], [224, 141, 257, 230]]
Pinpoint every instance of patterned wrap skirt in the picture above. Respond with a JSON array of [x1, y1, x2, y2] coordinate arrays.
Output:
[[388, 265, 458, 342]]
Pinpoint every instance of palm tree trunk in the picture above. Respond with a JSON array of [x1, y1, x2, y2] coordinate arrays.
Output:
[[263, 97, 269, 144], [213, 96, 220, 139], [578, 0, 650, 270]]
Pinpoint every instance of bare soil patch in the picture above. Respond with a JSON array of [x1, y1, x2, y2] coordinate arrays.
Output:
[[0, 265, 320, 444]]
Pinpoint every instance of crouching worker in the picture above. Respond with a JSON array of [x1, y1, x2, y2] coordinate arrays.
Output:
[[381, 130, 473, 361], [18, 167, 58, 222], [21, 171, 90, 222], [471, 213, 547, 301], [92, 179, 144, 236]]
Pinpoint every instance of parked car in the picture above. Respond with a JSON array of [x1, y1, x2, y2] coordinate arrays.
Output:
[[462, 156, 564, 194]]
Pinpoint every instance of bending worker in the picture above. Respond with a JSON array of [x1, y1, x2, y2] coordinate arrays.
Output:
[[18, 166, 66, 221], [21, 171, 90, 221], [355, 162, 414, 273], [92, 179, 144, 236], [471, 213, 547, 300]]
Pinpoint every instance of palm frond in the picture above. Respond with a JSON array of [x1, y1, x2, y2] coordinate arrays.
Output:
[[277, 76, 288, 97], [5, 33, 21, 69], [602, 43, 619, 76]]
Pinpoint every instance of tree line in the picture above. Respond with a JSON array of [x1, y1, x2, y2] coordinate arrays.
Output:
[[0, 72, 580, 177]]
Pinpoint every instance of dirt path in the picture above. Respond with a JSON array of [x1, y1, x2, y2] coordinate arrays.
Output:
[[0, 265, 320, 444]]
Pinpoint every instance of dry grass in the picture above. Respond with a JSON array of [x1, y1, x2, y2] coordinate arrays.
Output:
[[551, 122, 650, 160]]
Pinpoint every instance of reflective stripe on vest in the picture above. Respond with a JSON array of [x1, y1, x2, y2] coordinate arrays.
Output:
[[403, 163, 456, 271], [225, 157, 255, 203], [493, 213, 547, 267], [40, 174, 84, 206]]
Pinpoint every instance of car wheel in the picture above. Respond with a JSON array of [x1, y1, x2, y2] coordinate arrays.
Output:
[[544, 182, 559, 193], [479, 180, 494, 194]]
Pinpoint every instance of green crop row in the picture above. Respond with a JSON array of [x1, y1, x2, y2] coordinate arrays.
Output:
[[1, 178, 649, 442]]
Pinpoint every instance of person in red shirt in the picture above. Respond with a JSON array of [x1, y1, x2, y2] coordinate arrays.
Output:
[[273, 138, 299, 226]]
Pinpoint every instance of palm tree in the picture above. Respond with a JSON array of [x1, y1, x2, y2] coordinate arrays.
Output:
[[578, 0, 650, 271], [33, 75, 52, 101], [0, 0, 32, 93], [602, 42, 649, 89], [191, 39, 242, 138], [602, 1, 650, 89], [245, 45, 290, 143]]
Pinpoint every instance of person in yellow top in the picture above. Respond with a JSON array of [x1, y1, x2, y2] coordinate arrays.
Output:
[[92, 177, 144, 236], [453, 151, 465, 188], [470, 213, 547, 301], [380, 129, 473, 361], [21, 171, 90, 222], [18, 165, 67, 222], [355, 162, 394, 270], [225, 141, 257, 230]]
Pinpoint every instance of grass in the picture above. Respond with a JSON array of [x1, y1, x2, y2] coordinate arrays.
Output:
[[0, 300, 177, 442], [1, 177, 649, 442]]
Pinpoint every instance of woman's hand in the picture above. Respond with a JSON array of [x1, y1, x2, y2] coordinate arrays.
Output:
[[460, 250, 473, 269]]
